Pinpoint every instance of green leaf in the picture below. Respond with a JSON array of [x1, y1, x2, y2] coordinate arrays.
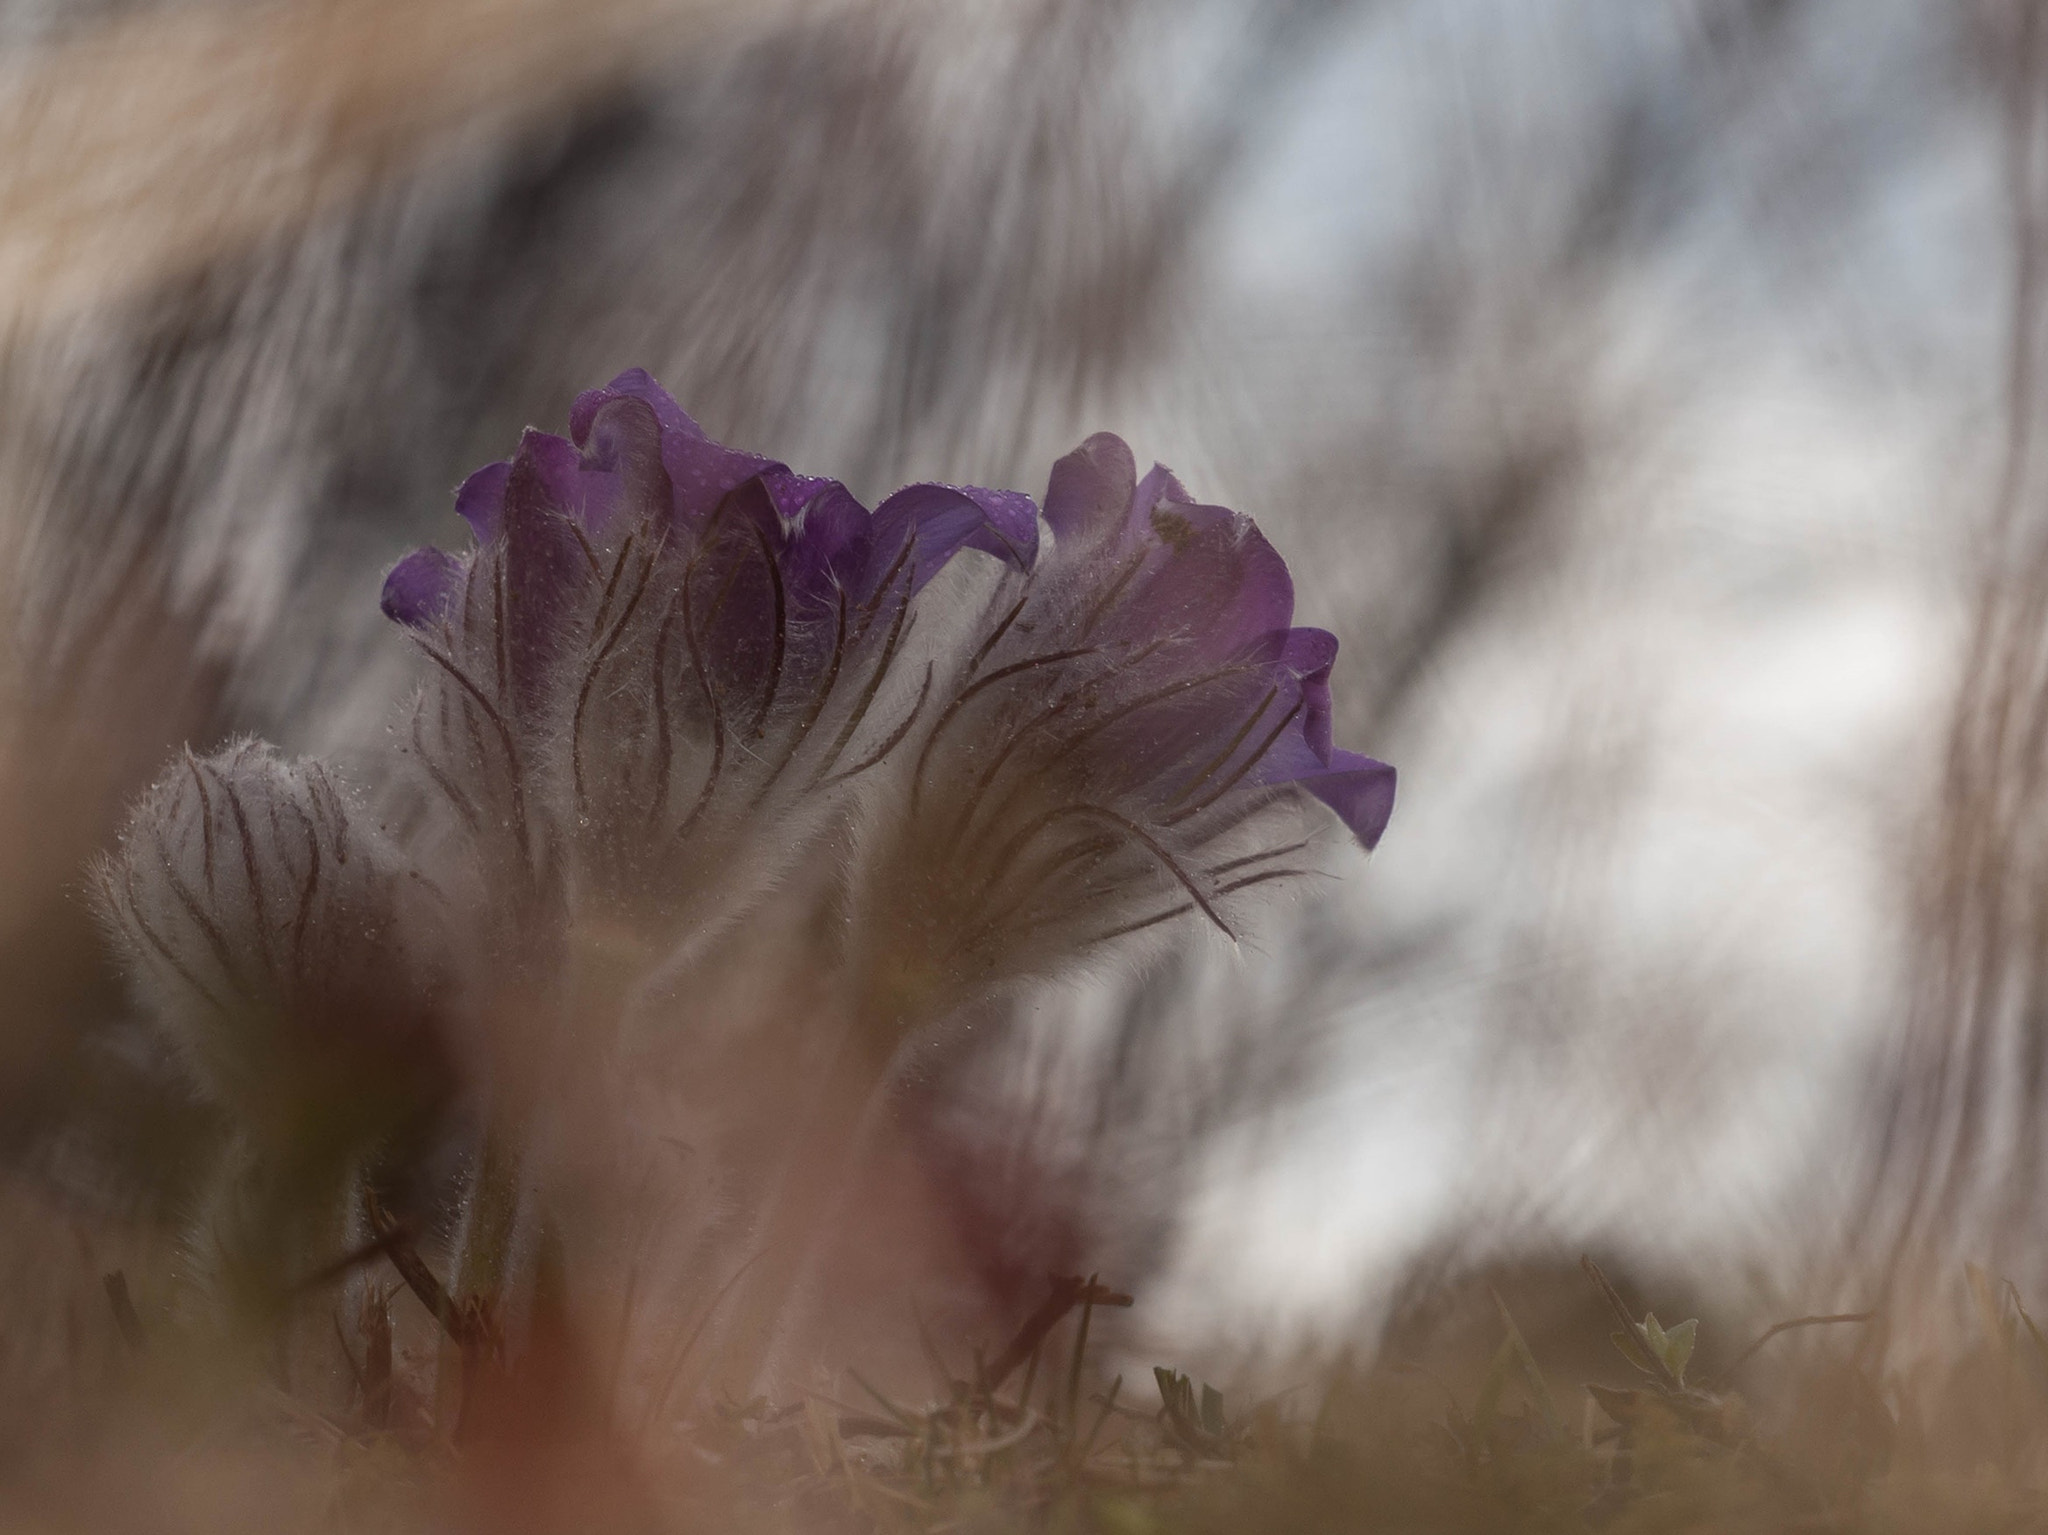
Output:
[[1655, 1317, 1699, 1385], [1611, 1329, 1657, 1376], [1629, 1312, 1699, 1387]]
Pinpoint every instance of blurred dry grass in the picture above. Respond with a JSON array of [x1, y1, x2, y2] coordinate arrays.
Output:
[[0, 0, 818, 328], [1863, 0, 2048, 1306]]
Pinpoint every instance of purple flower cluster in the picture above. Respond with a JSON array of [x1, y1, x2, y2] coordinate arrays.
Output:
[[94, 368, 1395, 1363], [101, 371, 1393, 1141], [375, 371, 1392, 1028]]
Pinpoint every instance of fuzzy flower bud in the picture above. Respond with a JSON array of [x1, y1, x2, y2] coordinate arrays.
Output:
[[94, 740, 452, 1150]]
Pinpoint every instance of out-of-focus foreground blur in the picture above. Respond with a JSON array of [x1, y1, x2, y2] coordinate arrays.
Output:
[[2, 0, 2046, 1524]]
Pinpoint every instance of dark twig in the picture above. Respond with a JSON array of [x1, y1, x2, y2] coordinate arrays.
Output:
[[984, 1274, 1133, 1397], [1064, 1270, 1103, 1435], [365, 1190, 482, 1349]]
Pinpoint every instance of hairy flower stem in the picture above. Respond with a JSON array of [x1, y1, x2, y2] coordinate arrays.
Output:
[[458, 1126, 523, 1308], [438, 1120, 522, 1427], [442, 928, 644, 1423], [694, 988, 912, 1401]]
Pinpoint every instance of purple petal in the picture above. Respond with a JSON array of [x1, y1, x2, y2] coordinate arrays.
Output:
[[1233, 630, 1393, 847], [686, 477, 807, 703], [1130, 461, 1194, 530], [662, 436, 785, 528], [1279, 628, 1340, 762], [1109, 508, 1294, 665], [864, 482, 1040, 600], [776, 478, 872, 600], [1296, 751, 1397, 851], [500, 432, 594, 709], [569, 368, 702, 443], [511, 431, 586, 523], [701, 474, 786, 555], [575, 395, 672, 535], [1043, 433, 1136, 546], [568, 371, 780, 530], [454, 460, 511, 544], [380, 547, 464, 629], [759, 473, 835, 520]]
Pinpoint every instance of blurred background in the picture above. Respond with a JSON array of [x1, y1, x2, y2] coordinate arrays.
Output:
[[0, 0, 2036, 1364]]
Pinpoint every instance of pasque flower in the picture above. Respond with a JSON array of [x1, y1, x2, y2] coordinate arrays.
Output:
[[380, 370, 1037, 934], [854, 432, 1395, 1029]]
